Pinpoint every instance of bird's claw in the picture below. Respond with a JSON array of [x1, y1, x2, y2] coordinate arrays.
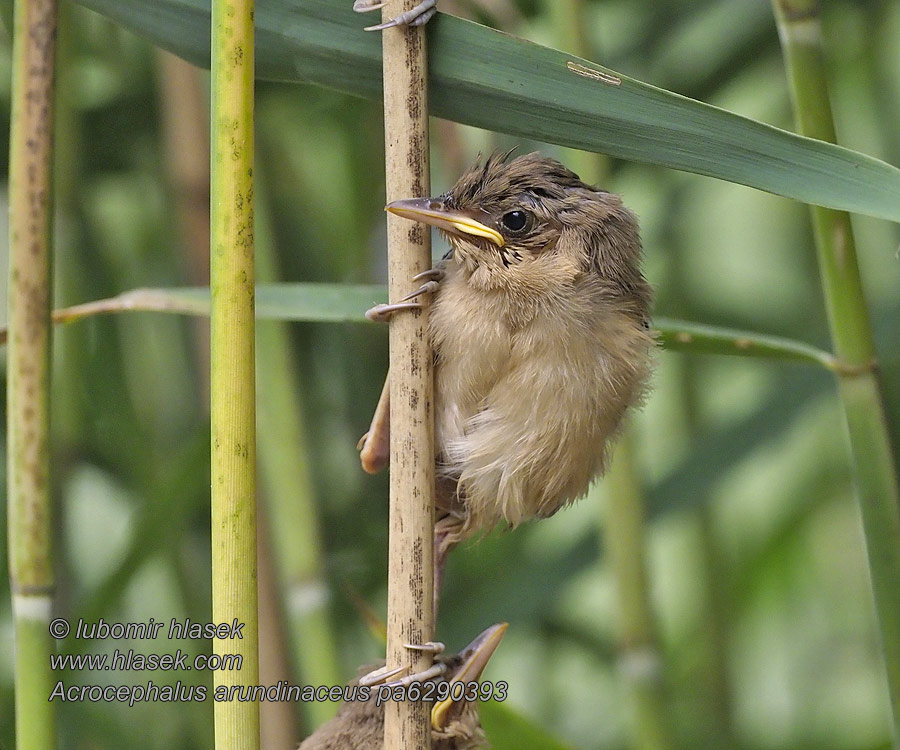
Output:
[[400, 279, 440, 299], [365, 267, 442, 322], [358, 641, 446, 686], [358, 663, 409, 687], [365, 301, 423, 322], [384, 660, 449, 687], [413, 267, 445, 284], [354, 0, 438, 31], [404, 640, 445, 654]]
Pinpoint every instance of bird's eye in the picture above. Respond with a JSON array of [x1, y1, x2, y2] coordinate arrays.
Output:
[[501, 210, 531, 233]]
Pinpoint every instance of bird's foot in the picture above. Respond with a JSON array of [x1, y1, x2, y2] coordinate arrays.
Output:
[[357, 663, 408, 687], [381, 642, 449, 687], [358, 374, 390, 473], [412, 267, 446, 284], [354, 0, 438, 31], [405, 640, 445, 655], [365, 301, 421, 321], [365, 267, 444, 322], [357, 641, 447, 687], [385, 660, 449, 687], [433, 513, 462, 618]]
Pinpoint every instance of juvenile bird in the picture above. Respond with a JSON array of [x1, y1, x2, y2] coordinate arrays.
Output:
[[298, 623, 507, 750], [361, 152, 654, 586]]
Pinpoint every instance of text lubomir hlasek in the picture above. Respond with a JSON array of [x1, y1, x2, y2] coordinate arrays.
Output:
[[72, 618, 244, 640]]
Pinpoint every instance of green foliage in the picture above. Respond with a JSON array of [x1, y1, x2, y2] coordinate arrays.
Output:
[[76, 0, 900, 222], [479, 700, 575, 750]]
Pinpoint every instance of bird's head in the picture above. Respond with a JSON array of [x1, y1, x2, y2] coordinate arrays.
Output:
[[386, 151, 649, 317], [298, 623, 507, 750], [429, 621, 507, 748]]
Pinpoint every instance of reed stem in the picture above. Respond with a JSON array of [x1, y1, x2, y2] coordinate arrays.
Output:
[[7, 0, 58, 744], [379, 2, 436, 747], [772, 2, 900, 741], [602, 437, 675, 750], [255, 173, 342, 731], [210, 0, 259, 743]]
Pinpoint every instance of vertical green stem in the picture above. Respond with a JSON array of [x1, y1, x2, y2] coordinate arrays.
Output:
[[694, 510, 735, 747], [210, 0, 258, 745], [7, 0, 57, 746], [772, 2, 900, 741], [602, 438, 675, 750], [255, 172, 342, 731]]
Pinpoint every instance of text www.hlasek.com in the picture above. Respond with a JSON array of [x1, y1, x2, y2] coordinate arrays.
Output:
[[50, 648, 242, 673]]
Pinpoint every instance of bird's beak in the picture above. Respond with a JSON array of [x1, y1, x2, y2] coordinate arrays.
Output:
[[431, 622, 508, 731], [386, 197, 505, 248]]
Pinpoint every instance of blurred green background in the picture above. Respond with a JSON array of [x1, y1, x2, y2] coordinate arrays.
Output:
[[1, 0, 900, 748]]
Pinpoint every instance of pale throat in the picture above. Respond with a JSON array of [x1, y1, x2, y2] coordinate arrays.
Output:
[[445, 248, 585, 331]]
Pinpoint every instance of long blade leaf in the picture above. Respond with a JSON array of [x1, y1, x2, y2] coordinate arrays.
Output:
[[3, 284, 838, 368], [74, 0, 900, 223]]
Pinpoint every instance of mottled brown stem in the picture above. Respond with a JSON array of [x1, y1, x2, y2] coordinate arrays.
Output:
[[379, 2, 436, 748], [7, 0, 58, 745], [154, 49, 211, 403], [257, 511, 302, 748]]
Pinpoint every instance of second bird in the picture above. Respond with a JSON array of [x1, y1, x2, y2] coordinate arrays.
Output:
[[362, 151, 654, 579]]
